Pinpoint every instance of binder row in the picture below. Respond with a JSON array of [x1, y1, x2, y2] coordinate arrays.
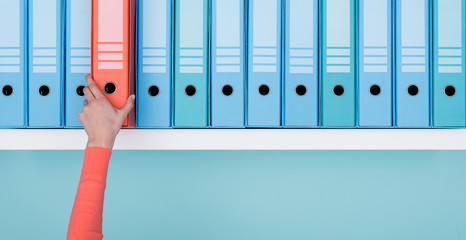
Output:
[[0, 0, 465, 129]]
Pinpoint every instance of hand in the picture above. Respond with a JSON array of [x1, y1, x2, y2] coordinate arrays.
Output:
[[79, 74, 135, 150]]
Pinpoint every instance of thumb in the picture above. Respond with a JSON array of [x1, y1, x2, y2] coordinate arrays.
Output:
[[119, 94, 135, 118]]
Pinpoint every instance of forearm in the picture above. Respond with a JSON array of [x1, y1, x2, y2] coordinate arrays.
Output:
[[67, 147, 112, 240]]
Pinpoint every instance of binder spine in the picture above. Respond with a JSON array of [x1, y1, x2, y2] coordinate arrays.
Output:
[[60, 0, 65, 127], [281, 0, 285, 128], [244, 0, 249, 127], [65, 0, 91, 128], [136, 0, 172, 128], [128, 0, 136, 128], [395, 0, 431, 128], [174, 0, 209, 128], [433, 0, 466, 127], [283, 0, 319, 128], [247, 0, 282, 127], [0, 0, 27, 128], [318, 0, 323, 127], [321, 0, 356, 128], [207, 0, 211, 128], [91, 0, 136, 128], [210, 0, 245, 128], [28, 0, 63, 128], [391, 0, 396, 127], [358, 0, 393, 127]]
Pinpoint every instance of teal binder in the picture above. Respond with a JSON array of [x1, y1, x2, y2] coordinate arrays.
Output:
[[174, 0, 209, 128], [433, 0, 466, 127], [321, 0, 356, 128]]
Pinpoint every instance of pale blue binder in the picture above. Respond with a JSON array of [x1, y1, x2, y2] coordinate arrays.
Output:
[[247, 0, 282, 127], [284, 0, 318, 128], [0, 0, 27, 128], [395, 0, 430, 128], [321, 0, 356, 128], [433, 0, 466, 127], [358, 0, 393, 127], [137, 0, 172, 128], [211, 0, 245, 128], [28, 0, 63, 128], [174, 0, 209, 128], [65, 0, 91, 128]]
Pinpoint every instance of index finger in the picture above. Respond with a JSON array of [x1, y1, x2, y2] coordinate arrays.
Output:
[[85, 74, 106, 99], [83, 86, 95, 101]]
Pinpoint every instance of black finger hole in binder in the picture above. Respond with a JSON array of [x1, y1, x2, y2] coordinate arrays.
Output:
[[369, 84, 381, 96], [445, 85, 456, 97], [38, 85, 50, 96], [295, 85, 307, 96], [258, 84, 270, 96], [2, 85, 13, 96], [408, 85, 419, 96], [148, 85, 160, 97], [76, 85, 85, 97], [185, 85, 196, 97], [222, 85, 233, 96], [333, 85, 345, 96], [104, 82, 117, 95]]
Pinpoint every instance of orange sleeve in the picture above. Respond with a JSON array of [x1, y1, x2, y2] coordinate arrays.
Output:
[[67, 147, 112, 240]]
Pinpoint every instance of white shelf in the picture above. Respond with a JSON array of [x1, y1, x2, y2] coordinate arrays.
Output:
[[0, 129, 466, 150]]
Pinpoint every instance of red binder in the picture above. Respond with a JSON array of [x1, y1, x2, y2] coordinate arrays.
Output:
[[91, 0, 136, 128]]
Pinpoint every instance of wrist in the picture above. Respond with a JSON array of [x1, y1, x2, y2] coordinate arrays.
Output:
[[87, 137, 114, 150]]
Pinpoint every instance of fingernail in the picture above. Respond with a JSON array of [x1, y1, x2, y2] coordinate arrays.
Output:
[[131, 94, 136, 100]]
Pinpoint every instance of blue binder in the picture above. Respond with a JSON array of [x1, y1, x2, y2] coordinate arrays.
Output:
[[433, 0, 466, 127], [65, 0, 91, 128], [0, 0, 27, 128], [247, 0, 282, 127], [284, 0, 318, 128], [174, 0, 208, 128], [321, 0, 356, 128], [395, 0, 430, 128], [358, 0, 393, 127], [28, 0, 63, 128], [137, 0, 172, 128], [211, 0, 245, 128]]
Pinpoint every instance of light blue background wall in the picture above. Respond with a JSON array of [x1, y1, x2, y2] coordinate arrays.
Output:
[[1, 151, 466, 239]]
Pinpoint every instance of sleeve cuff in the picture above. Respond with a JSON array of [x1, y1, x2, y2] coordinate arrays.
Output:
[[82, 147, 112, 177]]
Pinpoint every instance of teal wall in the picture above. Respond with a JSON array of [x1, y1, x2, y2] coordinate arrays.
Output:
[[1, 151, 466, 239]]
